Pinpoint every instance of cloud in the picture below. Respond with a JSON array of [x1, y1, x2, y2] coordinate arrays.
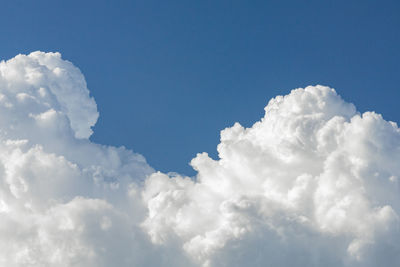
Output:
[[0, 52, 399, 266]]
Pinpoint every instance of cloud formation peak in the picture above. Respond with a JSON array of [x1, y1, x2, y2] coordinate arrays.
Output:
[[0, 52, 399, 267]]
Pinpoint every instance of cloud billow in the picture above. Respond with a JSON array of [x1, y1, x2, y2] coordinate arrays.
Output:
[[0, 52, 399, 266]]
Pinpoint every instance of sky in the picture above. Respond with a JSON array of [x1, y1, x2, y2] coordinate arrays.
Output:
[[1, 1, 400, 267], [1, 0, 400, 175]]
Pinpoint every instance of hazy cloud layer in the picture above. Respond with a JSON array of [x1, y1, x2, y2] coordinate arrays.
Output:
[[0, 52, 399, 266]]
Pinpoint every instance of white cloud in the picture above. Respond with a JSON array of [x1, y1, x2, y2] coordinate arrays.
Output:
[[142, 86, 400, 266], [0, 52, 399, 266]]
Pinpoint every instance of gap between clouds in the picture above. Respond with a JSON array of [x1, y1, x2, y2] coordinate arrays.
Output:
[[0, 52, 399, 267]]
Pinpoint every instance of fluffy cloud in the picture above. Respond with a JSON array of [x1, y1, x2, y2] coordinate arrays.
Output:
[[0, 52, 162, 267], [0, 52, 399, 266]]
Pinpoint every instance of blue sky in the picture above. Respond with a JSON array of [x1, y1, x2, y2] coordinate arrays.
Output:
[[1, 0, 399, 175]]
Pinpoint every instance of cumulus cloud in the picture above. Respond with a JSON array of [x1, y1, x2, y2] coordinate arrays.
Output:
[[143, 86, 400, 266], [0, 52, 399, 267]]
